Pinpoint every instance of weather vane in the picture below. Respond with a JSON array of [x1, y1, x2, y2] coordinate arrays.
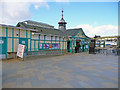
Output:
[[62, 8, 64, 18]]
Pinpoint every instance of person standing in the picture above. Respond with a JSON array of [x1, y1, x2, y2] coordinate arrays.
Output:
[[82, 44, 84, 52], [77, 43, 81, 53]]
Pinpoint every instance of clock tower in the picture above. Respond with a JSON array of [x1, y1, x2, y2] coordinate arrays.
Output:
[[58, 9, 67, 32]]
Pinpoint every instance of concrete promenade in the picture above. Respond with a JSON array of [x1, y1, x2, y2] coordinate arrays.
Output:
[[2, 53, 118, 88]]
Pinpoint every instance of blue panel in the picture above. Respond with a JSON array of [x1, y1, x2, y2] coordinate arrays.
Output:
[[0, 37, 2, 55], [0, 37, 7, 59], [0, 37, 7, 54]]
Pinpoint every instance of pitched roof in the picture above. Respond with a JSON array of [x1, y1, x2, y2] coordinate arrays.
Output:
[[64, 28, 81, 37], [17, 22, 54, 29], [0, 24, 38, 32], [16, 21, 89, 39], [23, 20, 54, 28], [16, 22, 64, 36], [65, 28, 90, 39]]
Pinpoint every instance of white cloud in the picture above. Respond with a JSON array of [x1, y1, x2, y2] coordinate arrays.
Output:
[[34, 5, 39, 9], [75, 24, 118, 37], [55, 0, 119, 2], [55, 0, 69, 2], [34, 2, 49, 10], [0, 0, 49, 25]]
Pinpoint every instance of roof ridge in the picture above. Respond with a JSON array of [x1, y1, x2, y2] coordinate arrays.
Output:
[[23, 20, 54, 27], [22, 22, 55, 30]]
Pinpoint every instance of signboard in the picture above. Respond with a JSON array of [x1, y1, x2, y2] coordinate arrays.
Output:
[[39, 43, 42, 49], [55, 44, 58, 49], [38, 43, 60, 50], [52, 44, 55, 49], [22, 41, 25, 44], [49, 44, 52, 49], [46, 44, 49, 49], [58, 44, 60, 49], [17, 44, 25, 58], [86, 45, 89, 48], [43, 44, 45, 49], [0, 40, 4, 44]]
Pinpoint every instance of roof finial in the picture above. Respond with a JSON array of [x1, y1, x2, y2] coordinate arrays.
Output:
[[62, 8, 63, 19]]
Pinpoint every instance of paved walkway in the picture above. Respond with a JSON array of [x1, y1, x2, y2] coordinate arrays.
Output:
[[2, 53, 118, 88]]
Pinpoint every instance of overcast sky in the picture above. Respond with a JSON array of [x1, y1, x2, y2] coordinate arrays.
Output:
[[0, 0, 119, 37]]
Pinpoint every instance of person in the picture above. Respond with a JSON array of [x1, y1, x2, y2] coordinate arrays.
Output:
[[76, 43, 81, 53], [75, 46, 77, 53], [82, 44, 84, 52]]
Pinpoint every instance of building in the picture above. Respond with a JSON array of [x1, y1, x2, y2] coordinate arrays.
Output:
[[94, 35, 101, 38], [0, 10, 90, 60]]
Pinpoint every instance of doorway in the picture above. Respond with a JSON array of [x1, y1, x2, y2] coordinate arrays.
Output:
[[67, 41, 70, 52], [75, 41, 81, 53]]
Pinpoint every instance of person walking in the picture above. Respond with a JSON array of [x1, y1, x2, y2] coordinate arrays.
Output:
[[82, 44, 84, 52]]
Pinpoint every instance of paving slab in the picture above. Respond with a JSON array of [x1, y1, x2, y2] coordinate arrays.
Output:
[[2, 53, 118, 88]]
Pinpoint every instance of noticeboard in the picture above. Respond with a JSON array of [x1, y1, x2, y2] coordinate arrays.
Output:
[[39, 43, 42, 49], [49, 44, 52, 49], [39, 43, 60, 50], [17, 44, 25, 58], [46, 44, 49, 49]]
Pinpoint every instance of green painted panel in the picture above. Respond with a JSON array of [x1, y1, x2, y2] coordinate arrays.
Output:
[[0, 37, 7, 59]]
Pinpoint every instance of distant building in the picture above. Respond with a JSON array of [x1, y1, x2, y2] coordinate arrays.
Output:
[[94, 35, 101, 38]]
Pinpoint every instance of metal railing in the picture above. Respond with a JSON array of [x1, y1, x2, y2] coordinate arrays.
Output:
[[26, 49, 67, 57], [95, 48, 120, 56]]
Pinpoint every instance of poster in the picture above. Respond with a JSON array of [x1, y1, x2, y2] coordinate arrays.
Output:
[[46, 44, 49, 49], [39, 43, 42, 49], [52, 44, 55, 49], [17, 44, 25, 58], [58, 44, 60, 49], [49, 44, 52, 49], [86, 45, 89, 48], [0, 40, 4, 44], [39, 43, 60, 50], [43, 44, 45, 49], [55, 44, 58, 49]]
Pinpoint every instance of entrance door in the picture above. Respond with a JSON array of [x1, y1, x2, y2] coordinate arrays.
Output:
[[19, 38, 28, 56], [67, 41, 70, 52], [76, 41, 81, 53], [0, 37, 7, 59]]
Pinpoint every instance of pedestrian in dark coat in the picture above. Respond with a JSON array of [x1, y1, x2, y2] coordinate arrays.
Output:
[[82, 44, 84, 52]]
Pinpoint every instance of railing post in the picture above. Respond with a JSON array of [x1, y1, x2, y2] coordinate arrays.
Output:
[[73, 38, 75, 53], [62, 37, 64, 54], [70, 37, 72, 53]]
